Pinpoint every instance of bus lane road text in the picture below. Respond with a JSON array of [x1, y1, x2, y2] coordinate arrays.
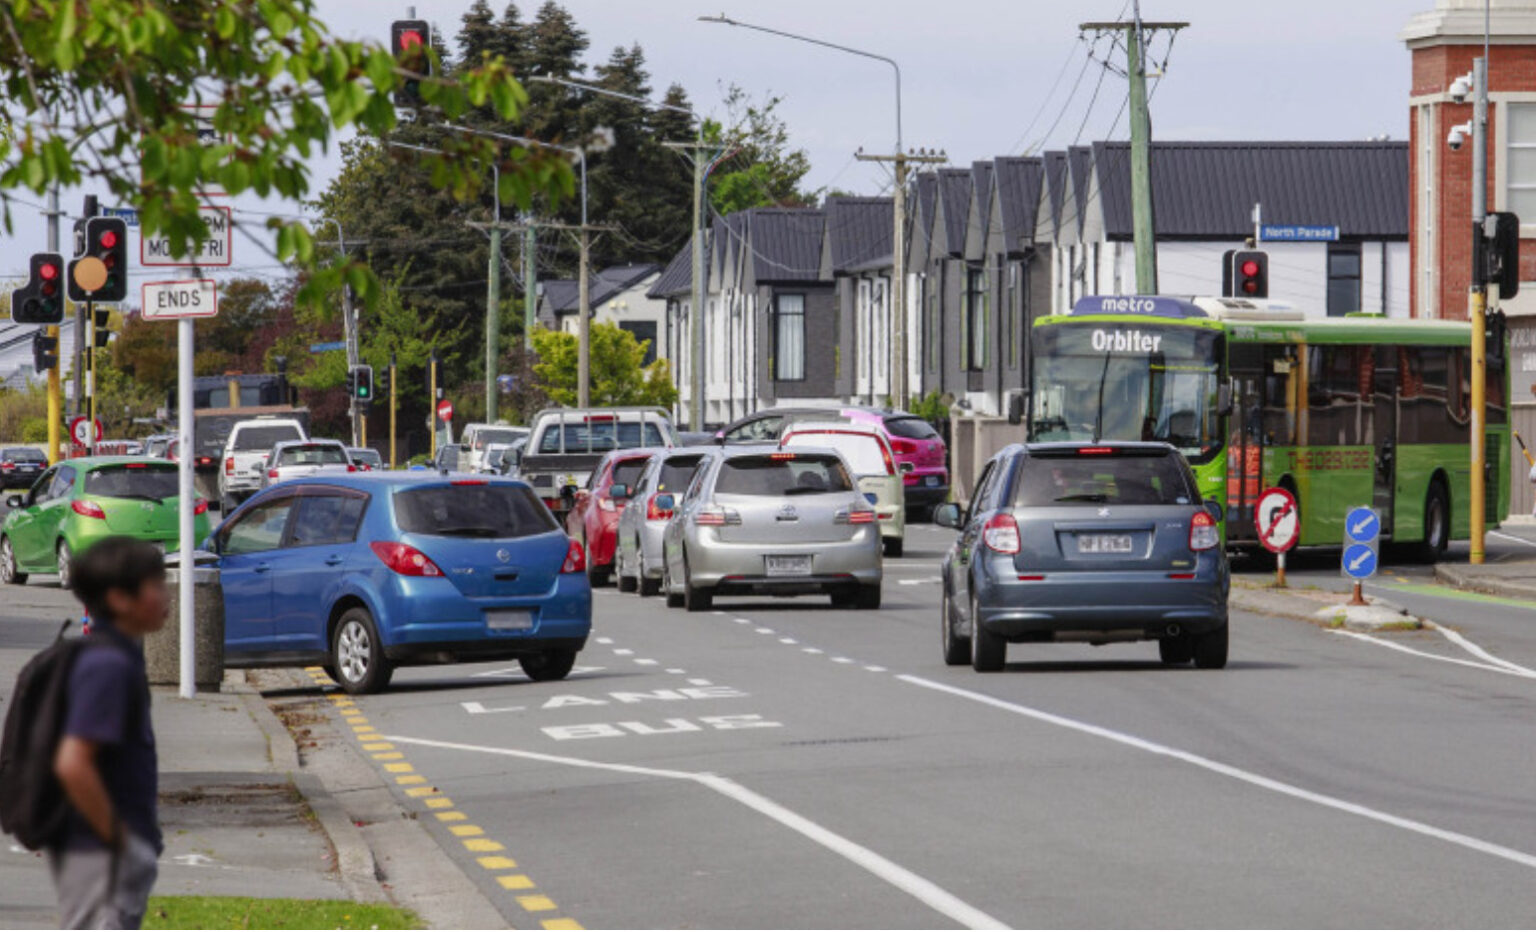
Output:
[[459, 683, 785, 740]]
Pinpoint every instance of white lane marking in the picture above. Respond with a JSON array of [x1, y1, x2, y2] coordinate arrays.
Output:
[[687, 678, 713, 687], [634, 659, 659, 666], [1490, 530, 1536, 548], [832, 657, 854, 664], [1327, 629, 1536, 681], [734, 618, 751, 625], [899, 675, 1536, 873], [755, 627, 775, 634], [613, 648, 634, 656], [713, 610, 727, 616], [898, 577, 942, 586], [1427, 622, 1536, 676], [779, 637, 798, 645], [864, 665, 888, 673], [666, 668, 686, 675], [384, 734, 1008, 930], [595, 637, 614, 645], [802, 647, 823, 655]]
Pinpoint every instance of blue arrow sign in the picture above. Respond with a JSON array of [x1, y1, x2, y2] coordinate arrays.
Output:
[[1345, 507, 1380, 543], [309, 341, 346, 353], [1342, 542, 1378, 580]]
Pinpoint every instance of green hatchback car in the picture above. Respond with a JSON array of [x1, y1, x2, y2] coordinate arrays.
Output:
[[0, 457, 210, 588]]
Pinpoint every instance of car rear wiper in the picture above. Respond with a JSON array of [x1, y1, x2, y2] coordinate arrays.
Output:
[[433, 526, 503, 537], [782, 486, 831, 496], [1054, 493, 1109, 503]]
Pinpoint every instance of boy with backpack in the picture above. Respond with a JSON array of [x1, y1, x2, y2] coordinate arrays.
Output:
[[0, 537, 168, 929]]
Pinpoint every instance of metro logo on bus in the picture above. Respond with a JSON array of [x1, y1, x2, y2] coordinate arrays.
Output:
[[1069, 295, 1208, 319], [1091, 329, 1164, 353]]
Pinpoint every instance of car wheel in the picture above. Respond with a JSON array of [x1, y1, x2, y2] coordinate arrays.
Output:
[[663, 558, 684, 608], [969, 592, 1005, 672], [855, 583, 882, 610], [1158, 635, 1194, 665], [682, 557, 712, 612], [331, 608, 393, 695], [941, 587, 968, 666], [617, 571, 637, 593], [638, 560, 661, 597], [520, 649, 577, 682], [1192, 623, 1229, 670], [1417, 481, 1450, 563], [55, 541, 72, 591], [883, 537, 904, 558], [0, 537, 26, 586]]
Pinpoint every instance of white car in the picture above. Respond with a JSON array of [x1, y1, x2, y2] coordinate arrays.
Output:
[[262, 439, 354, 488], [219, 416, 308, 511], [779, 420, 906, 556], [460, 423, 531, 473]]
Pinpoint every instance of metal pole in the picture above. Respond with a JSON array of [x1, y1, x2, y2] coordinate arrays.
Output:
[[429, 352, 439, 458], [892, 157, 907, 408], [1470, 52, 1489, 565], [689, 152, 706, 430], [1127, 6, 1158, 294], [577, 152, 591, 409], [389, 352, 397, 468], [176, 317, 196, 699], [46, 183, 60, 463], [524, 220, 537, 350], [487, 223, 502, 422], [86, 302, 95, 455]]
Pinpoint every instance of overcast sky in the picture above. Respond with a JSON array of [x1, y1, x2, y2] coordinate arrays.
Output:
[[1, 0, 1418, 281]]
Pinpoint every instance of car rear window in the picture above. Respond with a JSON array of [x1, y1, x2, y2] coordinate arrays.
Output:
[[1015, 451, 1196, 507], [657, 455, 705, 493], [85, 464, 179, 500], [232, 424, 304, 451], [883, 416, 940, 440], [471, 428, 524, 450], [350, 449, 383, 466], [4, 448, 45, 462], [782, 431, 891, 475], [537, 421, 669, 453], [715, 453, 854, 496], [393, 484, 558, 539], [609, 458, 650, 491], [278, 444, 348, 466]]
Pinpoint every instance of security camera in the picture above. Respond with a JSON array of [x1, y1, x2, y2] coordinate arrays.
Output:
[[1449, 75, 1472, 104], [1448, 123, 1469, 151]]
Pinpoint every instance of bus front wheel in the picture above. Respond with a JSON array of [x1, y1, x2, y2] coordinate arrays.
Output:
[[1417, 482, 1450, 563]]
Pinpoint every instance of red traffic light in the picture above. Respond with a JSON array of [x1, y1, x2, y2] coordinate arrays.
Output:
[[1241, 260, 1260, 277], [99, 230, 119, 249], [398, 28, 424, 50], [1242, 279, 1259, 294], [39, 262, 58, 281]]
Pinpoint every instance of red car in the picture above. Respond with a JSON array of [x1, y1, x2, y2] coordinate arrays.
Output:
[[564, 449, 657, 586]]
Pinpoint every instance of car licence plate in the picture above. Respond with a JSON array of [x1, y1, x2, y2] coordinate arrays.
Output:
[[925, 475, 940, 487], [764, 555, 812, 577], [486, 609, 534, 631], [1079, 534, 1133, 554]]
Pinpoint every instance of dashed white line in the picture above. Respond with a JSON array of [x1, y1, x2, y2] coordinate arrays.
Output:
[[666, 668, 686, 675], [595, 637, 614, 645], [779, 637, 799, 645], [385, 734, 1009, 930], [755, 627, 775, 635], [832, 657, 854, 664], [802, 648, 823, 655], [634, 659, 658, 666], [899, 674, 1536, 874], [687, 678, 713, 687], [613, 648, 634, 656], [864, 665, 887, 673], [734, 618, 751, 625]]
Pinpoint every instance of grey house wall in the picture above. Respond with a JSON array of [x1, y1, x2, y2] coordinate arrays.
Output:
[[834, 276, 855, 398], [756, 284, 837, 403]]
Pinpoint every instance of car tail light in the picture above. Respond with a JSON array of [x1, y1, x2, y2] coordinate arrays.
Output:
[[879, 441, 896, 475], [71, 500, 106, 520], [646, 493, 674, 521], [888, 438, 917, 455], [982, 513, 1021, 554], [346, 464, 357, 472], [452, 479, 487, 486], [694, 506, 740, 526], [1, 462, 13, 470], [561, 539, 586, 573], [836, 507, 877, 525], [370, 541, 443, 577], [193, 499, 209, 515], [267, 469, 279, 479], [1078, 447, 1114, 455], [224, 457, 235, 475], [1189, 510, 1219, 551]]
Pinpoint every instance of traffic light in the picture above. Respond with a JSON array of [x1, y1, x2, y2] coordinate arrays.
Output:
[[11, 252, 65, 324], [390, 20, 432, 106], [1228, 249, 1269, 298], [67, 217, 129, 303], [93, 307, 112, 349], [350, 364, 374, 409], [377, 366, 392, 398], [1484, 211, 1521, 300], [31, 330, 58, 372]]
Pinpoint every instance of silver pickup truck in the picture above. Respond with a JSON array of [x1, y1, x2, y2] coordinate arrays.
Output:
[[519, 407, 677, 521]]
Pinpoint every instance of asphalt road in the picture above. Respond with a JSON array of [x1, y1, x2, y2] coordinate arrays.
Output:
[[278, 523, 1536, 929]]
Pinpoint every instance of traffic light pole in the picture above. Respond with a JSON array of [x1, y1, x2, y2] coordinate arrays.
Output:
[[45, 185, 60, 463], [429, 351, 439, 459], [86, 300, 95, 455], [1470, 53, 1490, 566], [389, 353, 398, 468]]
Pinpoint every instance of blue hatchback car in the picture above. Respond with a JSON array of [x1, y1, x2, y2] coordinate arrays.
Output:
[[208, 473, 592, 693]]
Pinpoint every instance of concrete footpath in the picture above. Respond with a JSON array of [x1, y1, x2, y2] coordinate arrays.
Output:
[[1435, 559, 1536, 599]]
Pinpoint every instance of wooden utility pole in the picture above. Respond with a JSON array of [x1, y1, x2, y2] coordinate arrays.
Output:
[[855, 148, 946, 408], [662, 140, 726, 430], [1081, 10, 1187, 295]]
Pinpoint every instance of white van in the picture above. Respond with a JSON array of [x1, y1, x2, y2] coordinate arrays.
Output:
[[459, 423, 531, 473], [780, 421, 906, 556]]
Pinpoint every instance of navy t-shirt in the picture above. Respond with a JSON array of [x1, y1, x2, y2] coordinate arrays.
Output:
[[60, 626, 161, 853]]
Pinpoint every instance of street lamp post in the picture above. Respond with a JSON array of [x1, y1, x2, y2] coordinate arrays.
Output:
[[699, 14, 917, 409], [315, 215, 359, 446]]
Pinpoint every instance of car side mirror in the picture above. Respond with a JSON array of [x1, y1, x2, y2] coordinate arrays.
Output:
[[1203, 500, 1225, 523], [200, 535, 219, 555], [5, 495, 21, 509], [654, 493, 676, 512], [1216, 381, 1234, 417], [933, 502, 963, 529], [609, 483, 630, 500]]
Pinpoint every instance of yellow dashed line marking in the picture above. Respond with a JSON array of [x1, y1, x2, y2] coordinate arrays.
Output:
[[517, 895, 557, 913], [477, 856, 517, 870], [435, 811, 466, 822], [497, 874, 535, 890], [542, 920, 583, 931], [401, 780, 433, 792], [424, 797, 454, 810], [449, 824, 484, 837], [372, 752, 404, 761], [463, 838, 505, 853], [383, 762, 414, 774], [362, 742, 394, 751]]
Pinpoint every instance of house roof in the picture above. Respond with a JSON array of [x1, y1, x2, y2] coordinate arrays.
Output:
[[647, 239, 701, 299], [936, 168, 972, 256], [1091, 140, 1410, 239], [823, 196, 893, 273], [993, 156, 1044, 254], [1068, 146, 1093, 236], [741, 208, 826, 282], [543, 263, 660, 313], [1043, 150, 1069, 236]]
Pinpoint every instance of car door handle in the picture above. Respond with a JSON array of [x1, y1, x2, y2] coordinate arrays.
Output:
[[324, 555, 344, 566], [254, 562, 271, 573]]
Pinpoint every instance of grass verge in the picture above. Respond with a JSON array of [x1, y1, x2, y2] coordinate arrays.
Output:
[[144, 896, 421, 930]]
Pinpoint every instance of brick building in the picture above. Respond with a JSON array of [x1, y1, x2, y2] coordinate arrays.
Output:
[[1404, 0, 1536, 512]]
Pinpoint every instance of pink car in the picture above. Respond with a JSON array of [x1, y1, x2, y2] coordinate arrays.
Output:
[[838, 408, 949, 517]]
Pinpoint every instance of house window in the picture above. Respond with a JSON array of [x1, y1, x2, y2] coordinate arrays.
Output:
[[774, 293, 805, 381], [1007, 262, 1018, 369], [620, 322, 658, 366], [1508, 103, 1536, 223], [856, 279, 871, 383], [1326, 243, 1361, 317], [925, 275, 938, 371], [965, 267, 988, 371]]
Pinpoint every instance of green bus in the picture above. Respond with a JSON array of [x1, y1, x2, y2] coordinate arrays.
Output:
[[1028, 295, 1509, 556]]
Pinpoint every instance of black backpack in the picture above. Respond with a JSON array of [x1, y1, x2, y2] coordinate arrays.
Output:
[[0, 620, 85, 850]]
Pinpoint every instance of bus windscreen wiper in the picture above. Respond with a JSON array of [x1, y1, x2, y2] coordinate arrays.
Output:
[[1093, 350, 1112, 442]]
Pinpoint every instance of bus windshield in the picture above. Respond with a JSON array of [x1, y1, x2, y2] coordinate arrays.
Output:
[[1030, 323, 1223, 464]]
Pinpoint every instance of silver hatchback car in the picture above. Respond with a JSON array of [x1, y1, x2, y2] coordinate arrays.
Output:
[[936, 441, 1228, 672], [615, 447, 713, 596], [660, 447, 883, 612], [261, 439, 354, 488]]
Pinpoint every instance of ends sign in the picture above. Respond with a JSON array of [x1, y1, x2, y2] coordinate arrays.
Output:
[[141, 279, 218, 321]]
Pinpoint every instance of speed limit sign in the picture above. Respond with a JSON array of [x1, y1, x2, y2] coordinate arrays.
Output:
[[1256, 487, 1299, 554], [69, 416, 102, 447]]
